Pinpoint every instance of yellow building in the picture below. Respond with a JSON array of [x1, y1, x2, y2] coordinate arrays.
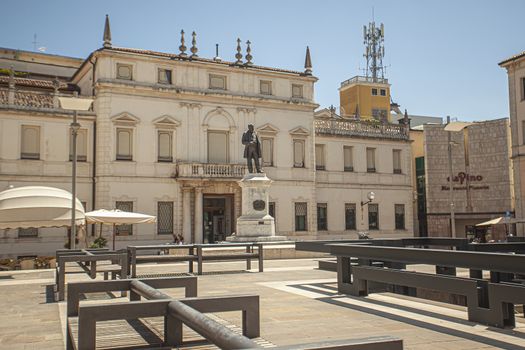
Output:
[[339, 76, 391, 122]]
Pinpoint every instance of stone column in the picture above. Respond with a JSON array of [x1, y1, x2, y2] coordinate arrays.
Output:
[[194, 187, 203, 243], [182, 187, 193, 243]]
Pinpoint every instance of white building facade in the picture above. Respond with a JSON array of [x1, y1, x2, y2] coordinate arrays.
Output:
[[0, 21, 414, 257]]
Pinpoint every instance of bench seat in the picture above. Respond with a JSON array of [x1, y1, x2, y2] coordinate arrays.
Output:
[[200, 253, 258, 260], [136, 255, 198, 263]]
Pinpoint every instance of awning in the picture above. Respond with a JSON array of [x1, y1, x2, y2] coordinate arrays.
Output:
[[0, 186, 85, 229], [85, 209, 156, 224], [476, 217, 525, 226]]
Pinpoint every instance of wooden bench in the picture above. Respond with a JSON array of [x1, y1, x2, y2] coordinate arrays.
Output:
[[128, 243, 264, 277], [55, 249, 128, 301], [196, 243, 263, 275], [128, 244, 198, 277]]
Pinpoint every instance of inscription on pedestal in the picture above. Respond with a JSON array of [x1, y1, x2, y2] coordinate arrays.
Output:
[[253, 200, 265, 211]]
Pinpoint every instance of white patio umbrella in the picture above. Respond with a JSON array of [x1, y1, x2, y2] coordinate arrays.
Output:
[[85, 209, 156, 249], [0, 186, 85, 229]]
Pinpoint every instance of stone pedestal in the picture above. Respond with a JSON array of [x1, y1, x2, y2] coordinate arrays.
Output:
[[228, 173, 286, 242]]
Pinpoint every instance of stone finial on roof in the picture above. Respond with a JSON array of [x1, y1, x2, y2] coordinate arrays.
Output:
[[304, 46, 312, 75], [8, 66, 15, 89], [235, 38, 243, 65], [403, 109, 410, 126], [103, 14, 112, 48], [179, 30, 187, 56], [52, 77, 60, 93], [245, 40, 253, 65], [213, 44, 221, 62], [190, 31, 198, 58]]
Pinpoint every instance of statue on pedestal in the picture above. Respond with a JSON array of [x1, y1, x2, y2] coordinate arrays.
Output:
[[242, 124, 262, 173]]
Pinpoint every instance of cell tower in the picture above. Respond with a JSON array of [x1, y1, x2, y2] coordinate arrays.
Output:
[[363, 21, 386, 81]]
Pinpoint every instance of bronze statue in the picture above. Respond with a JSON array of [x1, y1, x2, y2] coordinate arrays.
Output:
[[242, 124, 262, 173]]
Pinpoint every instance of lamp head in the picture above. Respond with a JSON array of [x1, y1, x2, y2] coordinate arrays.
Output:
[[70, 122, 81, 133], [367, 191, 375, 201]]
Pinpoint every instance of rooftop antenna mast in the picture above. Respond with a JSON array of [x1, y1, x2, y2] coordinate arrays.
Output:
[[32, 34, 39, 51], [363, 13, 386, 81]]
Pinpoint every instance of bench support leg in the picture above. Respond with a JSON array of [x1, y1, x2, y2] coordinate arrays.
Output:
[[165, 313, 183, 346]]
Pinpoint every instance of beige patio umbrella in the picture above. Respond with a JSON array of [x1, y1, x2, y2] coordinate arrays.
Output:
[[0, 186, 85, 229], [85, 209, 156, 249]]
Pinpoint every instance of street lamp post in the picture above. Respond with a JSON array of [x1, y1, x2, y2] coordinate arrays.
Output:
[[359, 191, 376, 239], [447, 116, 456, 238], [59, 94, 93, 249], [444, 117, 472, 238]]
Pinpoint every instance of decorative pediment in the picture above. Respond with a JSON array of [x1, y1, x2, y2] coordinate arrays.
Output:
[[289, 126, 310, 137], [203, 107, 236, 131], [111, 112, 140, 126], [153, 115, 181, 129], [257, 123, 279, 135]]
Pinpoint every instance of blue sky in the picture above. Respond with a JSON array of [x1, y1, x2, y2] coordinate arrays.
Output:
[[1, 0, 523, 121]]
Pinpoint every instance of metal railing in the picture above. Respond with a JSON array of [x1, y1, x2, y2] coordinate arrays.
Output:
[[340, 75, 388, 87], [315, 119, 409, 140], [177, 162, 247, 178]]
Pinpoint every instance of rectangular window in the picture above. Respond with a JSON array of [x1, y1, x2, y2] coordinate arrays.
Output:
[[269, 202, 276, 223], [380, 89, 386, 96], [522, 121, 525, 145], [317, 203, 327, 231], [21, 125, 40, 160], [116, 63, 133, 80], [521, 77, 525, 101], [292, 84, 303, 98], [295, 202, 307, 231], [116, 128, 133, 161], [18, 227, 38, 238], [207, 131, 228, 163], [395, 204, 405, 230], [115, 201, 133, 236], [260, 80, 272, 95], [343, 146, 353, 171], [371, 88, 378, 96], [158, 130, 173, 162], [293, 139, 305, 168], [158, 68, 172, 84], [366, 147, 376, 172], [393, 149, 402, 174], [69, 129, 87, 162], [261, 137, 274, 167], [315, 144, 325, 170], [368, 203, 379, 230], [157, 201, 174, 235], [209, 74, 226, 90], [345, 203, 356, 230]]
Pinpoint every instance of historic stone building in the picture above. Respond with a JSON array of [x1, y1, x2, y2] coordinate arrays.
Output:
[[424, 119, 514, 240], [500, 50, 525, 236], [0, 17, 414, 257]]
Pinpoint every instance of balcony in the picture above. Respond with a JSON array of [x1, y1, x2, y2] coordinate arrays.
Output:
[[176, 163, 247, 179], [340, 75, 388, 87], [315, 119, 409, 141]]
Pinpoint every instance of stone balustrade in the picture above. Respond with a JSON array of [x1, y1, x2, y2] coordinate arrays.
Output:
[[177, 162, 247, 178], [315, 118, 409, 140]]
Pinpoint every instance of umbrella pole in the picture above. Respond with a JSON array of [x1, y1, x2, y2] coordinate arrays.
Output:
[[113, 223, 116, 250], [99, 223, 102, 238]]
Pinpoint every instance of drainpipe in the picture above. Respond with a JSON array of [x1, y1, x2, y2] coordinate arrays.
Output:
[[90, 56, 97, 236]]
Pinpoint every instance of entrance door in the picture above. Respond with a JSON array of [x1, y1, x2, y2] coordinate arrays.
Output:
[[203, 196, 233, 243]]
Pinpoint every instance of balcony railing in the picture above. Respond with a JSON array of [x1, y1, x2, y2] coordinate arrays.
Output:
[[315, 119, 409, 140], [177, 163, 247, 179]]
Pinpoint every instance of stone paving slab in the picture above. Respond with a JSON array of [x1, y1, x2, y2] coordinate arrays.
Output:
[[0, 258, 524, 349]]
